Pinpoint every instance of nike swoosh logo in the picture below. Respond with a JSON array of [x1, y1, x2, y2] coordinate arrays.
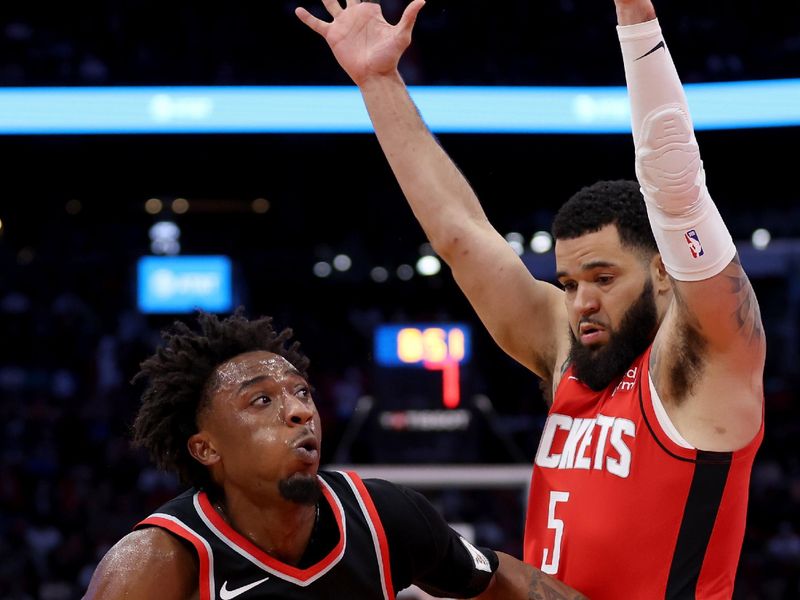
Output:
[[219, 577, 269, 600], [635, 40, 665, 61]]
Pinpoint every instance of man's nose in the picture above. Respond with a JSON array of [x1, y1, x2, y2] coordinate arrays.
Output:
[[575, 283, 600, 316], [283, 394, 314, 425]]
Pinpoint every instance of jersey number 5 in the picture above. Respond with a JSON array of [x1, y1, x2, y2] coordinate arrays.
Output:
[[541, 491, 570, 575]]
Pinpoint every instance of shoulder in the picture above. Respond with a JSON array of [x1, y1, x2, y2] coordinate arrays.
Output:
[[83, 528, 198, 600], [322, 471, 423, 514], [361, 477, 433, 520], [358, 477, 454, 554]]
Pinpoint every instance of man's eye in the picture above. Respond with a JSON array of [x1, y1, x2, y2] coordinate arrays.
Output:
[[596, 276, 614, 285], [251, 394, 272, 406], [297, 387, 311, 398], [562, 281, 577, 292]]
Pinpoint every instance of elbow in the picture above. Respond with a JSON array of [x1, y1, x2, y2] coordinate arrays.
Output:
[[428, 219, 487, 265], [430, 232, 467, 265]]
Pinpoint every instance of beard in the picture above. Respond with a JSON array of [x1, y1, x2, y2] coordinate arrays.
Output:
[[569, 278, 658, 391], [278, 473, 321, 506]]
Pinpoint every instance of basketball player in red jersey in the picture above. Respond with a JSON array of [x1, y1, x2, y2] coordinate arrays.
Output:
[[297, 0, 764, 597], [83, 312, 585, 599]]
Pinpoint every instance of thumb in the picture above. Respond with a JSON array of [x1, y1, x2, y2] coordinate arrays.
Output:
[[398, 0, 425, 35]]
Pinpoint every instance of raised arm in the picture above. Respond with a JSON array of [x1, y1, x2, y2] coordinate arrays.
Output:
[[296, 0, 569, 382], [616, 0, 765, 448], [83, 528, 198, 600]]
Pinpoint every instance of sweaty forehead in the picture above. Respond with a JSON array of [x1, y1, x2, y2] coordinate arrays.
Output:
[[555, 226, 631, 273], [212, 351, 296, 392]]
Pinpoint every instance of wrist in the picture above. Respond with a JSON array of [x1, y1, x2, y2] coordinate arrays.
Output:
[[358, 70, 405, 93]]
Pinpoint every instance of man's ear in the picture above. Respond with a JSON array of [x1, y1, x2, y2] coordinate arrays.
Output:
[[651, 253, 671, 295], [187, 431, 220, 467]]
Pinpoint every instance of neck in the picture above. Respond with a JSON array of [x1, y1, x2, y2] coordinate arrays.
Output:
[[215, 489, 319, 566]]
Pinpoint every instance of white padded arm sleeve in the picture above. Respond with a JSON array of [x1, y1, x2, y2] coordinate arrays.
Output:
[[618, 19, 736, 281]]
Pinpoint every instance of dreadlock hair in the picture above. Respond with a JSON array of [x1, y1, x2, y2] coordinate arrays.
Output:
[[552, 180, 658, 257], [132, 310, 310, 491]]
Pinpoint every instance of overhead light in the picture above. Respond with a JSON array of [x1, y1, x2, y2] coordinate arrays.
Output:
[[333, 254, 352, 272], [172, 198, 190, 214], [313, 261, 332, 278], [145, 198, 163, 215], [530, 231, 553, 254], [252, 198, 270, 214], [751, 228, 771, 250], [149, 221, 181, 255], [396, 264, 414, 281], [418, 242, 435, 256], [370, 267, 389, 283], [416, 255, 442, 276]]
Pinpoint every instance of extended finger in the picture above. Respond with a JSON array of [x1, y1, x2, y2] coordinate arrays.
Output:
[[295, 7, 330, 36], [321, 0, 344, 17], [398, 0, 425, 33]]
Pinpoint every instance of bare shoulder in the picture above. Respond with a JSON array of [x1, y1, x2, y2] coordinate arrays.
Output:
[[651, 283, 764, 451], [83, 528, 198, 600]]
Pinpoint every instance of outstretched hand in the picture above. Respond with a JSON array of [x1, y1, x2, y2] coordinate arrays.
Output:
[[296, 0, 425, 87]]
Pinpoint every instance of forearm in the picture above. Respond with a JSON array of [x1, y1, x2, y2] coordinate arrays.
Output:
[[618, 13, 735, 281], [476, 552, 587, 600], [359, 72, 489, 260]]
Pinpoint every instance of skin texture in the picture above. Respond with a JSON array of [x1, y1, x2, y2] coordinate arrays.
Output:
[[296, 0, 765, 453], [555, 225, 671, 354]]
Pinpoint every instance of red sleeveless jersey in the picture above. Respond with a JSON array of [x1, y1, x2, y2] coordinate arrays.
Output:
[[523, 347, 762, 599]]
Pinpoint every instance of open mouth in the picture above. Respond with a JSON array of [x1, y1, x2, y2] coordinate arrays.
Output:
[[579, 322, 607, 345], [292, 435, 319, 464]]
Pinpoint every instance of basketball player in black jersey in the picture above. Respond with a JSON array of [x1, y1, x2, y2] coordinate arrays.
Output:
[[83, 312, 585, 599]]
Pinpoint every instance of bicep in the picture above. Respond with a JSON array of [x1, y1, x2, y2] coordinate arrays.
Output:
[[669, 255, 765, 358], [83, 529, 198, 600], [443, 221, 568, 379]]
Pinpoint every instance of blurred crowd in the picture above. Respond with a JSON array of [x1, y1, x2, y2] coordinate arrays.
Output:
[[0, 0, 799, 88]]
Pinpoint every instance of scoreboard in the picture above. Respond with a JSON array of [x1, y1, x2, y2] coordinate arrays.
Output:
[[374, 324, 471, 409]]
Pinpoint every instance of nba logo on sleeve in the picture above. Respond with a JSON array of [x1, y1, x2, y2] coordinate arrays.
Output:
[[684, 229, 704, 258]]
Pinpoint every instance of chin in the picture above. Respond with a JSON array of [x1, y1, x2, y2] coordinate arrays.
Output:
[[279, 472, 321, 505]]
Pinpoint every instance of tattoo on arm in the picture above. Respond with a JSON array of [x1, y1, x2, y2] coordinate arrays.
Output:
[[528, 569, 587, 600], [727, 254, 763, 346]]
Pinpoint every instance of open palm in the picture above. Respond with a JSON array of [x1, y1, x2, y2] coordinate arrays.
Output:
[[296, 0, 425, 86]]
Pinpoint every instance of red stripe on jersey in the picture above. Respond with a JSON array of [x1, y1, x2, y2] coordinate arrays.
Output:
[[346, 472, 396, 600], [139, 516, 212, 600], [196, 482, 345, 582]]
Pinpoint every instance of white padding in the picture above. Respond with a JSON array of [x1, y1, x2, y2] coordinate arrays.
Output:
[[619, 19, 736, 281], [635, 104, 704, 215]]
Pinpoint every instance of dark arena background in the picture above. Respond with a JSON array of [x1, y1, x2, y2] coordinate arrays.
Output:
[[1, 1, 799, 598]]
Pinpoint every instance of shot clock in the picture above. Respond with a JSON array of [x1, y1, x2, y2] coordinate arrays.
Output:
[[374, 324, 471, 409]]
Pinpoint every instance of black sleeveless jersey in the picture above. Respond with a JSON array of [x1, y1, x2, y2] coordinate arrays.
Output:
[[136, 470, 497, 600]]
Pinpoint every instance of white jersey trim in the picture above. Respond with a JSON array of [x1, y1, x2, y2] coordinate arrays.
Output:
[[337, 471, 392, 600], [192, 477, 348, 587], [649, 374, 694, 449]]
